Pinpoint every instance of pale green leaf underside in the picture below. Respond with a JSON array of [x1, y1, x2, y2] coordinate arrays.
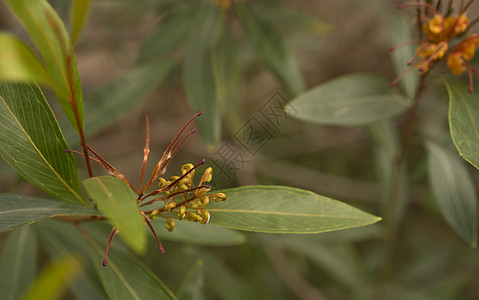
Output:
[[426, 141, 478, 247], [0, 194, 98, 232], [83, 176, 146, 255], [0, 226, 37, 300], [446, 80, 479, 170], [207, 185, 381, 233], [0, 82, 85, 204], [286, 73, 411, 126]]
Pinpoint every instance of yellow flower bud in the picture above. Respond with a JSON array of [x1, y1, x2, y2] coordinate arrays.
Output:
[[165, 218, 175, 232], [210, 192, 227, 202], [178, 205, 186, 220], [149, 209, 160, 220], [201, 167, 213, 183], [181, 163, 194, 175], [158, 177, 168, 188], [164, 201, 177, 211]]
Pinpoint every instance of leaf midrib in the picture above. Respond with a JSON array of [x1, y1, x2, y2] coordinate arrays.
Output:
[[0, 87, 84, 204]]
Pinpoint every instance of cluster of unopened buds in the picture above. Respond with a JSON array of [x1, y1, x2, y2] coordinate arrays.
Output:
[[74, 111, 226, 266], [143, 160, 227, 232], [391, 0, 479, 92]]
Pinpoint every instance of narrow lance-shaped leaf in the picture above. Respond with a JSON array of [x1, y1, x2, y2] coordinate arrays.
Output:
[[207, 185, 381, 233], [177, 260, 205, 300], [0, 194, 98, 233], [36, 221, 108, 300], [5, 0, 85, 132], [70, 0, 91, 45], [83, 176, 147, 255], [236, 2, 306, 95], [426, 141, 478, 247], [0, 226, 37, 300], [61, 60, 175, 144], [0, 33, 53, 87], [183, 2, 223, 150], [390, 16, 418, 100], [286, 73, 411, 126], [87, 237, 177, 300], [446, 80, 479, 169], [138, 5, 198, 63], [0, 82, 85, 204]]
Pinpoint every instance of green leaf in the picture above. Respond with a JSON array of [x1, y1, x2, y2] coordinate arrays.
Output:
[[5, 0, 85, 132], [390, 16, 418, 99], [249, 2, 331, 35], [187, 249, 255, 300], [207, 185, 381, 233], [426, 141, 478, 246], [153, 220, 246, 246], [0, 194, 98, 232], [20, 255, 83, 300], [70, 0, 91, 45], [183, 2, 223, 149], [138, 6, 198, 63], [236, 3, 305, 95], [0, 82, 85, 204], [0, 226, 37, 300], [0, 33, 53, 86], [36, 221, 108, 300], [62, 60, 175, 144], [83, 176, 147, 255], [177, 260, 205, 300], [88, 238, 177, 300], [286, 73, 411, 126], [446, 80, 479, 169], [213, 30, 245, 133]]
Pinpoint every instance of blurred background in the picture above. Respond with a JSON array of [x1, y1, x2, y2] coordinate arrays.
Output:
[[1, 0, 479, 299]]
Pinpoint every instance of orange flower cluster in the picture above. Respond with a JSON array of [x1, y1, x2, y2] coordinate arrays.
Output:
[[391, 1, 479, 92]]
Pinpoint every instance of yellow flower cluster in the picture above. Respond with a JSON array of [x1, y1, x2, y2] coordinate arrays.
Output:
[[147, 161, 226, 232]]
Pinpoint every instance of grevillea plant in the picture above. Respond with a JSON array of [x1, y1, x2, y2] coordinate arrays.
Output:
[[0, 0, 381, 299]]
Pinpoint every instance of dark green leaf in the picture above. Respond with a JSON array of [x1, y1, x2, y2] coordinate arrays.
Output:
[[70, 0, 92, 45], [426, 141, 478, 246], [286, 73, 411, 126], [83, 176, 147, 255], [183, 2, 223, 149], [88, 238, 177, 300], [0, 33, 53, 87], [0, 226, 37, 300], [153, 220, 246, 246], [0, 82, 85, 204], [36, 221, 108, 300], [62, 60, 175, 144], [0, 194, 98, 232], [236, 3, 305, 95], [446, 80, 479, 169], [20, 255, 83, 300], [177, 260, 205, 300], [5, 0, 85, 132], [138, 6, 197, 62], [207, 185, 381, 233]]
